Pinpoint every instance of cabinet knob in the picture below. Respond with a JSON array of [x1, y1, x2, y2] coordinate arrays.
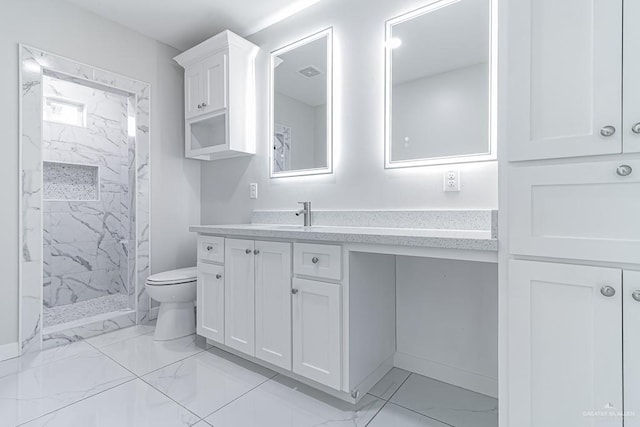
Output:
[[616, 165, 632, 177], [245, 248, 252, 254], [254, 249, 260, 255], [600, 126, 616, 137], [202, 102, 207, 107], [197, 103, 202, 109], [600, 285, 616, 297], [206, 245, 213, 251], [632, 290, 640, 302], [291, 288, 299, 295], [312, 256, 320, 264], [632, 123, 640, 135], [216, 274, 222, 279]]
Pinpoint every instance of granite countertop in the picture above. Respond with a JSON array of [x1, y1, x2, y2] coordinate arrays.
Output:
[[189, 224, 497, 251]]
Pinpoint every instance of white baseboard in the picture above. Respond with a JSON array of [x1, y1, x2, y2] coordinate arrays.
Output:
[[0, 342, 20, 362], [394, 352, 498, 398]]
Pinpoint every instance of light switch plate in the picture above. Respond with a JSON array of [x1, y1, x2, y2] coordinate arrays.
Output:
[[249, 183, 258, 199], [443, 170, 460, 192]]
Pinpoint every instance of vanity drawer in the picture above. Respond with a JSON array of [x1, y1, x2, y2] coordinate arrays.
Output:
[[509, 160, 640, 264], [198, 235, 224, 263], [294, 243, 342, 281]]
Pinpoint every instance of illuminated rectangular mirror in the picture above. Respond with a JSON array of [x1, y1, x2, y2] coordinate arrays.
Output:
[[385, 0, 496, 168], [270, 28, 333, 178]]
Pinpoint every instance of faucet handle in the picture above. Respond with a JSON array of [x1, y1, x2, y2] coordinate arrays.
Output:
[[298, 201, 310, 208]]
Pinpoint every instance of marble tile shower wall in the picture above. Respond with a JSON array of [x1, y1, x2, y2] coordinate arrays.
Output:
[[42, 76, 132, 311]]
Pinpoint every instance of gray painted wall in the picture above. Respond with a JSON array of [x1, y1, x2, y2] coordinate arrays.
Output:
[[200, 0, 497, 225]]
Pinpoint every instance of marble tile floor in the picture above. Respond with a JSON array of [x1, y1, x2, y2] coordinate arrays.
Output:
[[0, 325, 498, 426], [43, 293, 131, 328]]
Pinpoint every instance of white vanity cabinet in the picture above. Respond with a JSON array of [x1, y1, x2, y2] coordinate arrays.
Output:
[[223, 239, 293, 367], [254, 241, 292, 370], [508, 260, 623, 427], [509, 0, 640, 161], [197, 263, 225, 344], [174, 30, 258, 161], [224, 239, 257, 356], [292, 277, 342, 390]]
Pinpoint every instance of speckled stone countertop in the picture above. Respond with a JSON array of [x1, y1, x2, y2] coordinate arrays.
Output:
[[189, 224, 497, 251]]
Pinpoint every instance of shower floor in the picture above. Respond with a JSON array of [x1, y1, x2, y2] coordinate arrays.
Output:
[[44, 294, 131, 328]]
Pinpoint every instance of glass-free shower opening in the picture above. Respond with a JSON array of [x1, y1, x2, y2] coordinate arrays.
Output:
[[41, 71, 137, 333]]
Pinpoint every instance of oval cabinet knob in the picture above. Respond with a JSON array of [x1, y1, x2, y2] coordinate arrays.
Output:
[[633, 290, 640, 302], [216, 274, 222, 279], [600, 126, 616, 137], [197, 103, 202, 109], [206, 245, 213, 251], [601, 285, 616, 298], [291, 288, 299, 295], [616, 164, 633, 177], [632, 122, 640, 135], [245, 248, 252, 254], [312, 256, 320, 264], [254, 249, 260, 255], [202, 102, 207, 107]]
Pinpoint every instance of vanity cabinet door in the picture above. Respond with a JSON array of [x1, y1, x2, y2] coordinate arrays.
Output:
[[509, 0, 622, 161], [292, 277, 342, 390], [624, 270, 640, 426], [197, 263, 224, 344], [508, 260, 622, 427], [224, 239, 255, 356], [254, 241, 292, 370], [185, 64, 203, 119], [202, 52, 227, 114]]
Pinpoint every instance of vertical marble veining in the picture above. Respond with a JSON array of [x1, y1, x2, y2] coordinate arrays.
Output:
[[20, 45, 151, 353], [42, 75, 130, 313]]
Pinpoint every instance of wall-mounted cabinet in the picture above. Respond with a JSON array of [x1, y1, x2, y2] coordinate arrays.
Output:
[[509, 0, 640, 161], [175, 30, 258, 161]]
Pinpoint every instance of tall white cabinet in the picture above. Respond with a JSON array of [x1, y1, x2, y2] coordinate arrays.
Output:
[[506, 0, 640, 425]]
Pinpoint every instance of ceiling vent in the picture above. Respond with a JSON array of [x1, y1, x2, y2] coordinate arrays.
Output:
[[297, 66, 322, 78]]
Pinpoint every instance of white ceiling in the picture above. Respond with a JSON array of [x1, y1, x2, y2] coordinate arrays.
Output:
[[62, 0, 322, 51], [392, 0, 490, 85]]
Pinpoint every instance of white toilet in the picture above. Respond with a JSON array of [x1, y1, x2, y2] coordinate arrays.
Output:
[[145, 267, 197, 341]]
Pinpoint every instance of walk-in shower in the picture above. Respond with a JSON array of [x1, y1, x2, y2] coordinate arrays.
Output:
[[19, 46, 151, 352], [41, 73, 135, 330]]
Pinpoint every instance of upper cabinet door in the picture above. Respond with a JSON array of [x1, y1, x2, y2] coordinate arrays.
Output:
[[224, 238, 255, 356], [624, 0, 640, 153], [254, 241, 292, 370], [624, 270, 640, 426], [508, 260, 622, 427], [185, 64, 203, 119], [202, 53, 227, 113], [509, 0, 623, 161]]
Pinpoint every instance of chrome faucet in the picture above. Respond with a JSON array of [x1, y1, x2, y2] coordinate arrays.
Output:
[[295, 201, 312, 226]]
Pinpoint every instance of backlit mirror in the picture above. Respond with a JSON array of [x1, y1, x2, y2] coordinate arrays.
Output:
[[270, 28, 333, 178], [385, 0, 496, 168]]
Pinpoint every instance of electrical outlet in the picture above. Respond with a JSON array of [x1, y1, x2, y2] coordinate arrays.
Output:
[[249, 183, 258, 199], [443, 170, 460, 192]]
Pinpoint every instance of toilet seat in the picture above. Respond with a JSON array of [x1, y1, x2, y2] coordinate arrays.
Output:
[[146, 267, 197, 286]]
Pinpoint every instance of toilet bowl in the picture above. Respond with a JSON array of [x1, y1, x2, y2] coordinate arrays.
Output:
[[145, 267, 197, 341]]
